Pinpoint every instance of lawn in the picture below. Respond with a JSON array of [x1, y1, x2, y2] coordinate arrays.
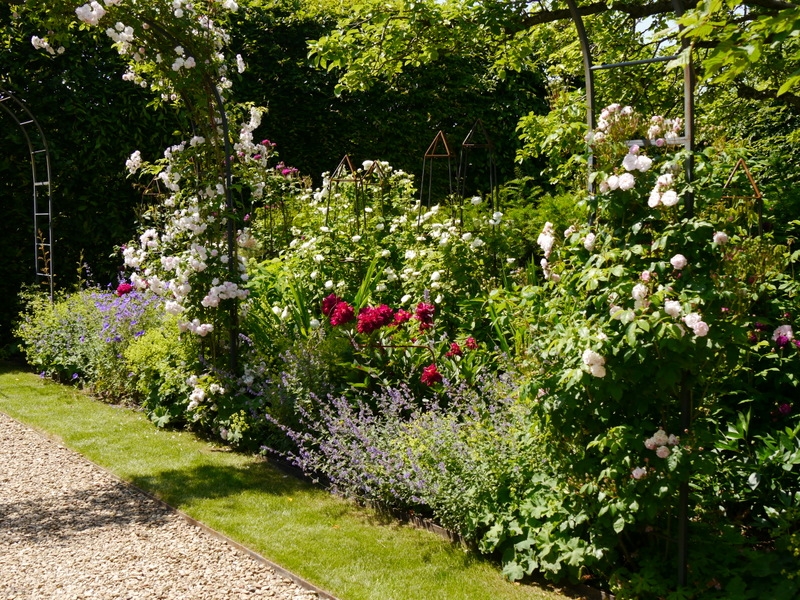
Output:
[[0, 362, 585, 600]]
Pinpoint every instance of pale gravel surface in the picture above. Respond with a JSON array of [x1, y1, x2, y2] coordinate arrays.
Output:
[[0, 412, 325, 600]]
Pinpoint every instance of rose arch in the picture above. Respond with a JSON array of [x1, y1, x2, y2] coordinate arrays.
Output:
[[0, 83, 54, 299]]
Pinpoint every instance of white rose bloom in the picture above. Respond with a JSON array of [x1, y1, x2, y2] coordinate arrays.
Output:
[[683, 312, 702, 329], [622, 153, 638, 172], [618, 173, 636, 191], [670, 254, 688, 270], [664, 300, 682, 319], [657, 173, 674, 187], [635, 155, 653, 172], [661, 190, 679, 206], [589, 364, 606, 378]]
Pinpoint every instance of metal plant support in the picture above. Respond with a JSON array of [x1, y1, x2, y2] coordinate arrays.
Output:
[[564, 0, 695, 588], [328, 155, 364, 232], [0, 85, 55, 301], [722, 158, 763, 236], [419, 130, 455, 211], [457, 120, 498, 210]]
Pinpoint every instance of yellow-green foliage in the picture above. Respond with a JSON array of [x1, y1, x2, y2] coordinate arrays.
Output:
[[124, 317, 197, 425]]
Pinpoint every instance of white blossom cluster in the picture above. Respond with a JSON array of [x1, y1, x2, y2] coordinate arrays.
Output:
[[632, 283, 649, 310], [235, 106, 263, 154], [187, 380, 225, 412], [538, 222, 559, 282], [125, 150, 142, 174], [201, 281, 247, 308], [683, 312, 710, 337], [537, 221, 555, 258], [648, 173, 679, 208], [105, 21, 135, 55], [647, 115, 683, 144], [30, 36, 65, 55], [587, 103, 636, 145], [171, 45, 197, 71], [644, 428, 680, 458], [75, 1, 107, 25], [599, 146, 654, 195], [582, 349, 606, 378]]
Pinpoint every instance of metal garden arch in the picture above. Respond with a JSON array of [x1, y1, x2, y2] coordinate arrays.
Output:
[[0, 84, 55, 300]]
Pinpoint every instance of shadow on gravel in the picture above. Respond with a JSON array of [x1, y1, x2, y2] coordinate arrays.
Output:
[[0, 481, 172, 542]]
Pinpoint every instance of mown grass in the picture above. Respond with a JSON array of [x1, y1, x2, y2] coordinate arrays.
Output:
[[0, 362, 582, 600]]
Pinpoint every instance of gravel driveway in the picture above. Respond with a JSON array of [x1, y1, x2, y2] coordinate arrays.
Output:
[[0, 412, 331, 600]]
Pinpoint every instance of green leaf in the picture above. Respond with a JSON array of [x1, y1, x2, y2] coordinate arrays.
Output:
[[626, 322, 637, 347], [613, 516, 626, 533]]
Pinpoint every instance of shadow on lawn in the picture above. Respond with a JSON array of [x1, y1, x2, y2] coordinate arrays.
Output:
[[128, 459, 316, 509]]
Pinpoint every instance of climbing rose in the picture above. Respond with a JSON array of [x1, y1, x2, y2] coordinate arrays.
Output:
[[583, 232, 596, 251], [618, 173, 636, 191], [670, 254, 688, 270], [537, 222, 555, 258], [420, 363, 442, 386], [622, 153, 638, 171], [635, 155, 653, 172], [664, 300, 682, 319], [582, 349, 606, 377], [713, 231, 729, 245], [631, 467, 647, 480], [661, 190, 679, 207], [656, 446, 671, 459]]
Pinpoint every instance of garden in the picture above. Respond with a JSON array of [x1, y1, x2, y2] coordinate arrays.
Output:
[[2, 0, 800, 598]]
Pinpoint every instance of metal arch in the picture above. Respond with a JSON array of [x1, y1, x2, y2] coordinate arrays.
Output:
[[564, 0, 695, 216], [0, 84, 55, 300], [563, 0, 695, 589]]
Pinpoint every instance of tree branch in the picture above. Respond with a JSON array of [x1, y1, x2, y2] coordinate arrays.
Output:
[[520, 0, 701, 28], [737, 82, 800, 108], [518, 0, 797, 28]]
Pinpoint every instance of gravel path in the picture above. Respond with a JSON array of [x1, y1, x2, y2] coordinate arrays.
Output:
[[0, 412, 329, 600]]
